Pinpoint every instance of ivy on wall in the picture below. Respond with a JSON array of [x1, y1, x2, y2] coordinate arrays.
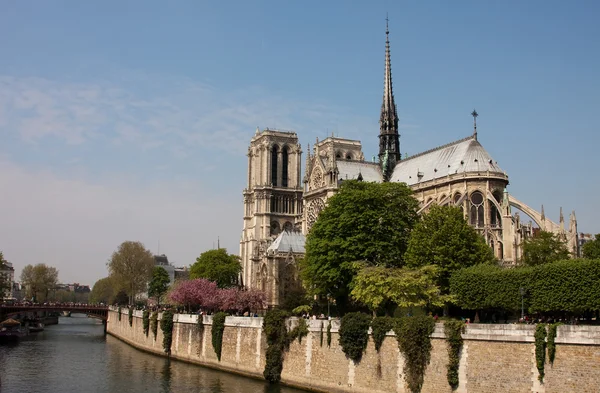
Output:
[[142, 310, 150, 336], [394, 316, 435, 393], [547, 322, 561, 365], [371, 316, 394, 352], [339, 312, 371, 363], [150, 311, 158, 340], [319, 321, 324, 347], [128, 307, 133, 327], [287, 318, 309, 347], [263, 309, 289, 383], [444, 320, 465, 390], [211, 312, 227, 361], [535, 323, 547, 382], [160, 310, 174, 354]]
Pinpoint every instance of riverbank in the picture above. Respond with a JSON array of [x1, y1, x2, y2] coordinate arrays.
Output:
[[107, 309, 600, 393]]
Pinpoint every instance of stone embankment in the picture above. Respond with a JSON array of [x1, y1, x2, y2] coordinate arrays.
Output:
[[107, 309, 600, 393]]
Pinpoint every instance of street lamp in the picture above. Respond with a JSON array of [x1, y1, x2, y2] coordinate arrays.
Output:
[[519, 287, 526, 321]]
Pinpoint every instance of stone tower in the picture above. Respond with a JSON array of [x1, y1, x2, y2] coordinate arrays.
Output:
[[378, 19, 400, 181], [239, 128, 303, 289]]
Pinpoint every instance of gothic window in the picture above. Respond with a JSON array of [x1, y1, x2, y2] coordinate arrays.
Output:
[[271, 145, 279, 186], [283, 221, 293, 232], [306, 198, 326, 231], [346, 154, 352, 160], [336, 151, 342, 159], [469, 191, 485, 228], [311, 167, 324, 190], [490, 191, 502, 228], [283, 263, 298, 295], [439, 195, 447, 206], [260, 265, 268, 293], [270, 221, 281, 237], [282, 146, 289, 187]]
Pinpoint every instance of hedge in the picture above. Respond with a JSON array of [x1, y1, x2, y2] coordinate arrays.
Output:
[[450, 259, 600, 313]]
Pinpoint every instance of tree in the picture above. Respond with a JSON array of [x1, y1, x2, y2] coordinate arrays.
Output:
[[20, 263, 59, 302], [351, 263, 450, 315], [582, 234, 600, 260], [107, 241, 154, 305], [0, 252, 11, 298], [521, 231, 570, 266], [90, 276, 119, 304], [405, 205, 495, 294], [301, 180, 420, 310], [190, 248, 241, 288], [148, 266, 171, 305]]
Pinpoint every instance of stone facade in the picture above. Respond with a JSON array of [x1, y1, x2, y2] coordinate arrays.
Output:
[[108, 309, 600, 393]]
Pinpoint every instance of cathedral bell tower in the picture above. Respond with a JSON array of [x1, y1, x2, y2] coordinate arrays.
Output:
[[239, 128, 303, 289], [378, 18, 401, 182]]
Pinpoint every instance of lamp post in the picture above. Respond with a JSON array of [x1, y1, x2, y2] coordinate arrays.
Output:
[[519, 287, 526, 321]]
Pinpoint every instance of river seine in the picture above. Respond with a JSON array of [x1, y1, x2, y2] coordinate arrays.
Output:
[[0, 315, 307, 393]]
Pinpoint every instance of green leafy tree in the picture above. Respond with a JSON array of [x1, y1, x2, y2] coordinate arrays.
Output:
[[0, 252, 11, 298], [107, 241, 154, 304], [301, 180, 419, 310], [148, 266, 171, 305], [190, 248, 241, 288], [351, 263, 450, 315], [405, 205, 495, 294], [521, 231, 570, 266], [20, 263, 59, 302], [582, 234, 600, 260], [90, 276, 119, 304]]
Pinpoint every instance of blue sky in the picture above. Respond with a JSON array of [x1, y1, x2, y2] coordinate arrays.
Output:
[[0, 1, 598, 285]]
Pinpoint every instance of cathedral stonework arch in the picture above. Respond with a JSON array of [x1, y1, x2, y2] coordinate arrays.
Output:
[[283, 221, 293, 232], [469, 191, 485, 228], [270, 221, 281, 237]]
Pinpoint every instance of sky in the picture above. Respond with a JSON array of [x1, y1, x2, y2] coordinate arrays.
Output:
[[0, 0, 598, 286]]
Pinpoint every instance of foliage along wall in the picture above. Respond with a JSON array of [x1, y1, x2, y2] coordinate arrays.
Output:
[[107, 309, 600, 393]]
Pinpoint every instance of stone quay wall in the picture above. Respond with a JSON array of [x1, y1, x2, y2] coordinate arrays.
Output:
[[107, 309, 600, 393]]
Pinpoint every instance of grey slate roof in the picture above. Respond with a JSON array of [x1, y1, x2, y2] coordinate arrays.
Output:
[[267, 231, 306, 253], [390, 136, 505, 186], [337, 160, 383, 182]]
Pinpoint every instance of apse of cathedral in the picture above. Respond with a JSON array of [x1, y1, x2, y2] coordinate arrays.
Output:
[[239, 22, 579, 307]]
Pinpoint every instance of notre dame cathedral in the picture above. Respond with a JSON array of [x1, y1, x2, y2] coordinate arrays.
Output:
[[239, 23, 579, 307]]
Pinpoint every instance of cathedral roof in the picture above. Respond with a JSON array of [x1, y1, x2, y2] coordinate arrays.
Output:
[[390, 135, 505, 186], [337, 160, 383, 182], [267, 231, 306, 254]]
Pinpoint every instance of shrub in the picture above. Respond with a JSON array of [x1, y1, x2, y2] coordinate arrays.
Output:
[[211, 312, 227, 361], [444, 320, 465, 390], [339, 312, 371, 363], [142, 310, 150, 336], [394, 316, 435, 393], [451, 259, 600, 314], [160, 310, 174, 354], [371, 316, 395, 352]]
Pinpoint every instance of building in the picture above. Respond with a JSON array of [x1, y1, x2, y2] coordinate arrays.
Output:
[[240, 22, 578, 306], [154, 254, 189, 285], [1, 261, 15, 299]]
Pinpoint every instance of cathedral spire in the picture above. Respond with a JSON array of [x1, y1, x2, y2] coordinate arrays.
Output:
[[379, 15, 400, 181]]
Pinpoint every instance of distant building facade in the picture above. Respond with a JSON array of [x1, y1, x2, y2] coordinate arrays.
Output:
[[1, 261, 15, 299], [154, 254, 189, 285], [240, 22, 579, 306]]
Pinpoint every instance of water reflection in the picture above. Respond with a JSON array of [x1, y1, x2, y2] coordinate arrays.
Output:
[[0, 317, 307, 393]]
